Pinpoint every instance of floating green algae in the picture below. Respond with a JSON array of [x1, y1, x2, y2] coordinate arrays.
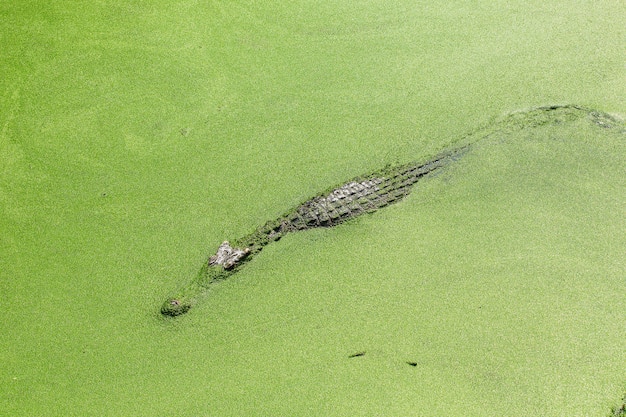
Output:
[[2, 0, 625, 416]]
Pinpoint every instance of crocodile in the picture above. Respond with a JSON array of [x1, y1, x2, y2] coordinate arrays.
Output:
[[160, 104, 624, 317]]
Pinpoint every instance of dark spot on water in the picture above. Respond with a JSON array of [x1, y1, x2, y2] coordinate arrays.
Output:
[[612, 396, 626, 417], [348, 351, 365, 358], [406, 361, 418, 367]]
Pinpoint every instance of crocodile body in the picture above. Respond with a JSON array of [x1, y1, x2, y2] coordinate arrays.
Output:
[[160, 104, 624, 317], [161, 147, 468, 316]]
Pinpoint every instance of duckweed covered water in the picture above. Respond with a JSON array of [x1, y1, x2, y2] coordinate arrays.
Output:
[[1, 1, 625, 416]]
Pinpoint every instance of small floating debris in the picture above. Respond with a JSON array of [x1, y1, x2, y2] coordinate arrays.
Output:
[[348, 351, 366, 358]]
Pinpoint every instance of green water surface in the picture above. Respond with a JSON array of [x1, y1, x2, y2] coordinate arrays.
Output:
[[1, 1, 625, 416]]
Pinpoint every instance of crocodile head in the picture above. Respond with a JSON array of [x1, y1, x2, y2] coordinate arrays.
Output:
[[161, 297, 192, 316]]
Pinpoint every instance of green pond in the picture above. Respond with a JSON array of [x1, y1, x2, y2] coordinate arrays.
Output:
[[1, 1, 625, 416]]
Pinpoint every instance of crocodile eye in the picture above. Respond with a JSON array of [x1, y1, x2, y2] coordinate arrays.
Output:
[[170, 299, 180, 306]]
